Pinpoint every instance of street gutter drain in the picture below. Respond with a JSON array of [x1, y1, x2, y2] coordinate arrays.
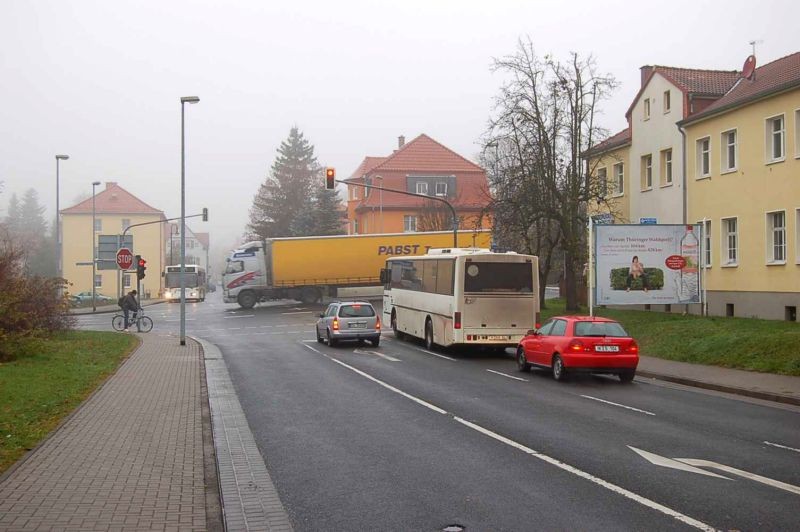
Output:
[[443, 526, 464, 532]]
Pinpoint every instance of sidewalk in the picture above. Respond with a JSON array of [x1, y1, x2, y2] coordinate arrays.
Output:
[[69, 299, 165, 315], [638, 355, 800, 406]]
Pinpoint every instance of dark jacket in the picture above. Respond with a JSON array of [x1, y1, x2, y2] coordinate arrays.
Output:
[[121, 294, 139, 311]]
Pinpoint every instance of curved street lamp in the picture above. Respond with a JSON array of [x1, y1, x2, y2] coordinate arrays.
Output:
[[180, 96, 200, 346]]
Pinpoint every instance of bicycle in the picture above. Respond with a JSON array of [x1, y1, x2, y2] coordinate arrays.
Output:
[[112, 307, 153, 333]]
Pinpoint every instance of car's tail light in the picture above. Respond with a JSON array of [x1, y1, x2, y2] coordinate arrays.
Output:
[[628, 340, 639, 354], [568, 339, 586, 352], [332, 318, 339, 331], [454, 312, 461, 329], [376, 316, 381, 331]]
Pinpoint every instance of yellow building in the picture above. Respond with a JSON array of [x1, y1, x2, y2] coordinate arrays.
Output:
[[585, 128, 632, 223], [680, 52, 800, 320], [61, 182, 167, 299]]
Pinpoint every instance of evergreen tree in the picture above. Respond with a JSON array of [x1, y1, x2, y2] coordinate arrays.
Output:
[[20, 189, 48, 244], [310, 186, 346, 235], [5, 193, 22, 237], [248, 127, 319, 239]]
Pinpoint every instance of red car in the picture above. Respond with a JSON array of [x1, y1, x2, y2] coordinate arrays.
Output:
[[516, 316, 639, 382]]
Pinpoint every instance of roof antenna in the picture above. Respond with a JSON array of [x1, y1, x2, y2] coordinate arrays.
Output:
[[748, 39, 763, 58]]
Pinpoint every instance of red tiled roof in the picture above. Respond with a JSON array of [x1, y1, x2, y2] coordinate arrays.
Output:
[[681, 52, 800, 124], [584, 128, 631, 157], [626, 66, 739, 119], [346, 156, 388, 181], [371, 134, 484, 173], [61, 182, 164, 215]]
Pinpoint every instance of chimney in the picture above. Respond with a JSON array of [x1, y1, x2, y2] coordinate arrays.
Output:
[[106, 182, 117, 190], [398, 135, 405, 148], [640, 66, 653, 87]]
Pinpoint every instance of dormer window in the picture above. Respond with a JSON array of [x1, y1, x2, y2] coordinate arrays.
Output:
[[435, 182, 447, 196], [416, 182, 429, 195]]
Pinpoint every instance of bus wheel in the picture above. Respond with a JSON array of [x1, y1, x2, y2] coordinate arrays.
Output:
[[425, 319, 435, 350], [392, 310, 404, 340], [237, 291, 256, 309]]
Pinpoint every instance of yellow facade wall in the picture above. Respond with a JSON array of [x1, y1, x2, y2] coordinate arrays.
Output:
[[352, 209, 488, 235], [61, 213, 166, 298], [685, 88, 800, 294], [588, 145, 631, 223]]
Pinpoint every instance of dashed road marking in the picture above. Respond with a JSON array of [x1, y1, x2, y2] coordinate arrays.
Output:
[[411, 346, 458, 362], [763, 441, 800, 454], [486, 369, 527, 382], [580, 395, 656, 416]]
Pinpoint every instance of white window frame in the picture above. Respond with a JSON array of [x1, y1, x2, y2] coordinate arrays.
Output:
[[700, 219, 711, 268], [696, 137, 711, 178], [663, 90, 671, 114], [765, 114, 785, 163], [613, 163, 624, 195], [123, 274, 131, 288], [643, 98, 650, 120], [721, 129, 737, 174], [721, 217, 738, 267], [94, 274, 102, 288], [765, 210, 786, 264], [597, 167, 608, 197], [435, 182, 448, 197], [349, 186, 358, 201], [403, 215, 417, 233], [641, 154, 653, 190], [94, 218, 102, 232], [416, 182, 429, 195], [351, 219, 358, 235], [661, 149, 673, 186]]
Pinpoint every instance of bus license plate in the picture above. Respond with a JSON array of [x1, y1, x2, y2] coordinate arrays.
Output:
[[595, 345, 619, 352], [487, 335, 507, 341]]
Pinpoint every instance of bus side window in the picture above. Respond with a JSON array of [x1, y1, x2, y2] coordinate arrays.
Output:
[[422, 260, 438, 293], [436, 259, 454, 295]]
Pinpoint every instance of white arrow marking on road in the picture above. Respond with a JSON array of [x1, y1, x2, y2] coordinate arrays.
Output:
[[581, 395, 655, 416], [628, 447, 731, 479], [354, 349, 400, 362], [486, 369, 527, 382], [764, 441, 800, 454], [675, 459, 800, 495]]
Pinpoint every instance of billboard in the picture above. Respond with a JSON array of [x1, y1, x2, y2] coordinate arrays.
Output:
[[594, 224, 701, 305]]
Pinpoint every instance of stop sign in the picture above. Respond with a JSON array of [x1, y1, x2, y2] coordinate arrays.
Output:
[[116, 248, 134, 270]]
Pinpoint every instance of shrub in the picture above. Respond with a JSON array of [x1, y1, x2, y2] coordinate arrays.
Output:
[[609, 267, 664, 290]]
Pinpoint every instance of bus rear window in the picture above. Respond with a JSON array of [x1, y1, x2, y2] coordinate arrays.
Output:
[[464, 262, 533, 293]]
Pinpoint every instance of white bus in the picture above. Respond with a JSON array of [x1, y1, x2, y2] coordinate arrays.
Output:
[[380, 248, 539, 350], [163, 265, 207, 302]]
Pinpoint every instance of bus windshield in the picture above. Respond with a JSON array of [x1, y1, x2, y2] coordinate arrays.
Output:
[[165, 272, 199, 288], [464, 262, 533, 293]]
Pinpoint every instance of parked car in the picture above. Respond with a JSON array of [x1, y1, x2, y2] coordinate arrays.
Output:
[[69, 291, 114, 304], [316, 301, 381, 347], [516, 316, 639, 382]]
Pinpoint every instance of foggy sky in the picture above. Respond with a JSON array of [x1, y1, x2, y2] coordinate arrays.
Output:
[[2, 0, 798, 265]]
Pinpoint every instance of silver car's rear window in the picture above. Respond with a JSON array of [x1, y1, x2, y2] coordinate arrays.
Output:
[[338, 304, 376, 318]]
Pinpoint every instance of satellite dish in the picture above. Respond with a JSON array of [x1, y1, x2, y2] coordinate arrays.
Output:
[[742, 55, 756, 80]]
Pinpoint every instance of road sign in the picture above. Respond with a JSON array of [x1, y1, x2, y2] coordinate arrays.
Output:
[[98, 235, 134, 270], [639, 217, 658, 224], [116, 248, 134, 270]]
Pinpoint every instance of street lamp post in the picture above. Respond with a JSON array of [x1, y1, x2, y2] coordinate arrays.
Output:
[[91, 181, 101, 312], [180, 96, 200, 346], [55, 155, 69, 289]]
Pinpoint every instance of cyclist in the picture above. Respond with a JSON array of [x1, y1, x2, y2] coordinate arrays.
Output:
[[120, 290, 141, 332]]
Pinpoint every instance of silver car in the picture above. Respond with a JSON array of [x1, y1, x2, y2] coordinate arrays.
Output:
[[316, 301, 381, 347]]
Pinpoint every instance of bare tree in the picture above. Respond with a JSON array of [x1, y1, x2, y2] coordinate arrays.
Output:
[[483, 38, 618, 311]]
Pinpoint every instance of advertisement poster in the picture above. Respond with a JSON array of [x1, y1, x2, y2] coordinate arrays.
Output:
[[594, 224, 701, 305]]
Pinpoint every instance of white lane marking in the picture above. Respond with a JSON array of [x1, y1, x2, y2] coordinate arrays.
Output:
[[245, 326, 259, 329], [227, 327, 242, 330], [486, 369, 528, 382], [165, 318, 195, 322], [354, 349, 401, 362], [282, 311, 312, 315], [260, 325, 273, 328], [580, 395, 656, 416], [676, 459, 800, 496], [302, 344, 446, 414], [224, 315, 254, 319], [764, 441, 800, 454], [208, 328, 227, 331], [412, 347, 458, 362], [629, 447, 730, 479], [275, 324, 288, 327], [301, 342, 714, 531]]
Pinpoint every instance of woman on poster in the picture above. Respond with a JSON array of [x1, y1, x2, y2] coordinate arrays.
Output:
[[626, 255, 649, 292]]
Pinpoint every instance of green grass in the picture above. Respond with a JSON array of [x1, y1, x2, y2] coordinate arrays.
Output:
[[0, 331, 138, 474], [541, 299, 800, 376]]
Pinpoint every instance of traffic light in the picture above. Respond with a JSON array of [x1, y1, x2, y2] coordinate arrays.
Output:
[[136, 255, 147, 280], [325, 167, 335, 190], [202, 207, 208, 222]]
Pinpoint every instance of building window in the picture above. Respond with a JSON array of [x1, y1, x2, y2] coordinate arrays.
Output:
[[613, 163, 624, 194], [721, 129, 737, 172], [435, 182, 448, 197], [349, 186, 358, 200], [701, 220, 711, 267], [696, 137, 710, 178], [643, 98, 650, 120], [722, 217, 737, 266], [766, 211, 786, 263], [351, 219, 359, 234], [597, 167, 608, 197], [766, 115, 785, 162], [94, 274, 102, 288], [403, 215, 417, 232], [94, 218, 102, 232], [121, 218, 130, 231], [123, 274, 131, 288], [663, 90, 671, 113], [660, 149, 672, 185], [416, 182, 428, 195], [641, 154, 652, 189]]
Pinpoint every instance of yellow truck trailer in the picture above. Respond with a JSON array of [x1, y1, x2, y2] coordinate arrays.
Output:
[[222, 230, 491, 308]]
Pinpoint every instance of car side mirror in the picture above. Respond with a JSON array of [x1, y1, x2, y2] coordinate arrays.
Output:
[[319, 313, 325, 318]]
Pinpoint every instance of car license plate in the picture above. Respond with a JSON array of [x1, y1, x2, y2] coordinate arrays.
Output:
[[595, 345, 619, 352], [349, 323, 366, 329], [487, 335, 507, 341]]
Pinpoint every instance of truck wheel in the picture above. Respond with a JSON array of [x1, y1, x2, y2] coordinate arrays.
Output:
[[237, 291, 256, 309]]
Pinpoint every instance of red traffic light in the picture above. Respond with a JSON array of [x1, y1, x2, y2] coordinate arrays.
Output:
[[325, 167, 335, 190], [138, 258, 146, 267]]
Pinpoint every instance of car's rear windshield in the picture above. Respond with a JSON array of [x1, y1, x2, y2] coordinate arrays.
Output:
[[574, 321, 629, 338], [338, 304, 376, 318]]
